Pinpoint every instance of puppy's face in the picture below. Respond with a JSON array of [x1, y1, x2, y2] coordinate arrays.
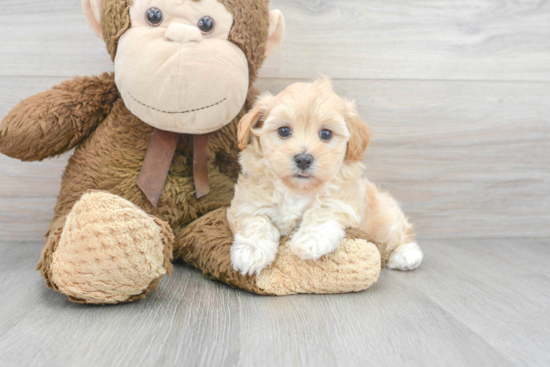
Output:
[[238, 79, 371, 192]]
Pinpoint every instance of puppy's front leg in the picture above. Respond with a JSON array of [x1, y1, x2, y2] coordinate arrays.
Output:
[[230, 216, 280, 276], [289, 211, 346, 261]]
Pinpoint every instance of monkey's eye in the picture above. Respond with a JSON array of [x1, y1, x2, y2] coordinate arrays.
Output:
[[278, 127, 292, 138], [319, 129, 333, 141], [146, 7, 163, 27], [198, 16, 215, 34]]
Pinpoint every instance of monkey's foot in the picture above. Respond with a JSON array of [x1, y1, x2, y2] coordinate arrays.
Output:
[[256, 236, 381, 295], [49, 191, 173, 304], [176, 208, 382, 296]]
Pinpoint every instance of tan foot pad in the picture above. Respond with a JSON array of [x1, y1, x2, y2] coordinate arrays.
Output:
[[256, 237, 381, 295], [50, 191, 170, 304], [178, 208, 382, 296]]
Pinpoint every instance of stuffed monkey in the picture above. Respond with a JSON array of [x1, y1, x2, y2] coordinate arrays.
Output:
[[0, 0, 383, 304]]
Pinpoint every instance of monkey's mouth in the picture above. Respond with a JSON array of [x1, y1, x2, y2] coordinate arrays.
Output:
[[128, 93, 226, 115]]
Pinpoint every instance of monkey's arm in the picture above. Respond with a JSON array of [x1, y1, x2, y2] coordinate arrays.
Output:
[[0, 73, 118, 161]]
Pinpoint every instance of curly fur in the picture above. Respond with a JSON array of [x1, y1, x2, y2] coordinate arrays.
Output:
[[229, 79, 421, 275]]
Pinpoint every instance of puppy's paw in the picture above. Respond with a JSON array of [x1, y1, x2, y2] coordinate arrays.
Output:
[[231, 234, 279, 276], [387, 242, 423, 271], [289, 220, 346, 261]]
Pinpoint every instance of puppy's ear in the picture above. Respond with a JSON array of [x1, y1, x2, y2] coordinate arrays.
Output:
[[238, 105, 263, 150], [238, 94, 274, 149], [346, 102, 371, 162]]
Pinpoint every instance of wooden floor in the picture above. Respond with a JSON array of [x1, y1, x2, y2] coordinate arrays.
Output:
[[1, 0, 550, 366], [0, 239, 548, 367]]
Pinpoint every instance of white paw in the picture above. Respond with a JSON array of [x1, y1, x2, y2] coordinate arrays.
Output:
[[387, 242, 423, 271], [289, 220, 346, 261], [230, 234, 279, 276]]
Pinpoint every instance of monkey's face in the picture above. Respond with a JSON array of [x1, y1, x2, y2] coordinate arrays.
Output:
[[111, 0, 248, 134], [83, 0, 285, 135]]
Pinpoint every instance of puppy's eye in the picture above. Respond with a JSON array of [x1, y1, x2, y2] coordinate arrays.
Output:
[[198, 16, 215, 34], [319, 129, 333, 141], [278, 127, 292, 138], [146, 7, 164, 26]]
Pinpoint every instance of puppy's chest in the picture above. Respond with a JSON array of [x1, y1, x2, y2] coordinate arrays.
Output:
[[268, 193, 315, 236]]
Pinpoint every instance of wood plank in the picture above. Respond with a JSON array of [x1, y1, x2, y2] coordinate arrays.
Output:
[[1, 1, 549, 81], [0, 1, 112, 77], [0, 243, 242, 367], [0, 197, 57, 240], [383, 181, 550, 239], [1, 77, 549, 240], [1, 240, 534, 367], [2, 178, 547, 242], [234, 281, 513, 367], [398, 239, 550, 366], [266, 0, 550, 81]]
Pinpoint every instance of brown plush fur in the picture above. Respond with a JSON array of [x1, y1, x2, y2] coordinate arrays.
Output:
[[0, 73, 118, 161], [220, 0, 270, 85], [102, 0, 133, 61], [31, 81, 247, 302], [0, 0, 270, 303], [0, 0, 382, 303], [175, 208, 269, 294]]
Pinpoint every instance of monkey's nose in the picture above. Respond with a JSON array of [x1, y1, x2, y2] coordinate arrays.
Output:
[[165, 23, 202, 43], [294, 153, 314, 171]]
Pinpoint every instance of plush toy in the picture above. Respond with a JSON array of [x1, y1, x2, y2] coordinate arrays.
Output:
[[0, 0, 384, 304]]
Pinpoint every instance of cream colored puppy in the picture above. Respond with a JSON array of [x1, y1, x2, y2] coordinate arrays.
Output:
[[227, 78, 423, 276]]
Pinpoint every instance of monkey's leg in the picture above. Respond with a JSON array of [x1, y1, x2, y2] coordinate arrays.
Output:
[[173, 208, 382, 296], [37, 191, 173, 304]]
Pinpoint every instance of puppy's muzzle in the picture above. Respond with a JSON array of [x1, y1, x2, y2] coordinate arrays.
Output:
[[294, 153, 314, 171]]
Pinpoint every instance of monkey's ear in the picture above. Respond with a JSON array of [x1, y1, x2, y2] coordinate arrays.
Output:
[[346, 102, 372, 162], [265, 10, 285, 58], [82, 0, 103, 39], [237, 105, 263, 150]]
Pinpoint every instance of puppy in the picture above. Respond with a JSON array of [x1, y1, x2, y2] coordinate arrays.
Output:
[[227, 78, 423, 276]]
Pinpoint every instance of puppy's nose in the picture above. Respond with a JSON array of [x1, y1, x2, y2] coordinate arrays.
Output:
[[294, 154, 314, 170], [165, 23, 202, 43]]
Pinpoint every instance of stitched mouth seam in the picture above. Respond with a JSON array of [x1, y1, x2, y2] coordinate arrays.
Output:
[[128, 93, 226, 115]]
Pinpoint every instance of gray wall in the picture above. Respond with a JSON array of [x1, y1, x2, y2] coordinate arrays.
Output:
[[1, 0, 549, 241]]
